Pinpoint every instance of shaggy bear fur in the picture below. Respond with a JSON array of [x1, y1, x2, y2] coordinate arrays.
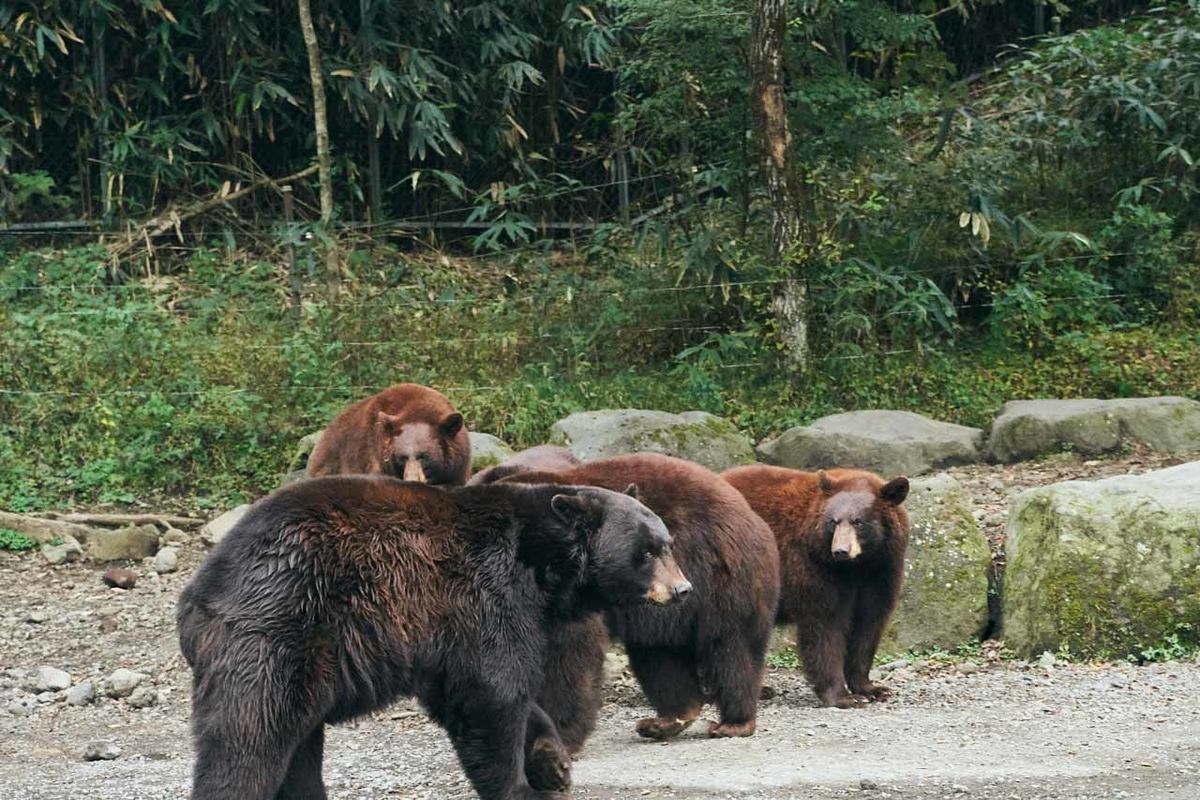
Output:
[[307, 383, 471, 485], [469, 445, 582, 486], [177, 476, 689, 800], [722, 465, 910, 708], [503, 453, 780, 742]]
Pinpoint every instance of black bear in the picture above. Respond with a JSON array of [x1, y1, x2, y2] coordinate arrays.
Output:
[[469, 445, 582, 486], [501, 453, 780, 742], [722, 465, 910, 708], [307, 383, 471, 485], [177, 475, 690, 800]]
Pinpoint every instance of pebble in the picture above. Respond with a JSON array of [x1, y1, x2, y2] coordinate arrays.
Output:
[[34, 666, 72, 692], [24, 610, 49, 624], [1038, 651, 1057, 670], [956, 661, 982, 676], [7, 696, 38, 716], [41, 535, 84, 565], [66, 681, 96, 707], [153, 547, 179, 574], [861, 779, 880, 790], [126, 686, 158, 708], [102, 567, 138, 590], [97, 617, 119, 634], [102, 668, 147, 698], [82, 742, 121, 762]]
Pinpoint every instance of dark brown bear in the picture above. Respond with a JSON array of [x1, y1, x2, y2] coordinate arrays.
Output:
[[307, 383, 471, 485], [469, 445, 582, 486], [178, 475, 690, 800], [503, 453, 780, 741], [722, 465, 910, 709]]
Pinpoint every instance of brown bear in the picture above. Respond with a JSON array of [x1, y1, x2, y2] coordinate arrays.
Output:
[[501, 453, 780, 742], [307, 383, 471, 485], [469, 445, 582, 486], [722, 465, 910, 709], [177, 475, 690, 800]]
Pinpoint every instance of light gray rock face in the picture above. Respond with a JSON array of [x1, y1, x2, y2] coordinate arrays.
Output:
[[292, 429, 325, 474], [468, 432, 515, 473], [1003, 460, 1200, 659], [153, 547, 179, 574], [34, 666, 72, 692], [66, 681, 95, 707], [549, 409, 755, 471], [86, 525, 160, 562], [200, 504, 251, 547], [102, 669, 147, 699], [756, 410, 984, 477], [988, 397, 1200, 463], [41, 535, 83, 565], [82, 742, 121, 761], [881, 474, 991, 654]]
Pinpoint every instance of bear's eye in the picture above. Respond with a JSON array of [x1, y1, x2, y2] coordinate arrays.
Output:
[[643, 549, 656, 563], [417, 452, 430, 461], [852, 517, 862, 525]]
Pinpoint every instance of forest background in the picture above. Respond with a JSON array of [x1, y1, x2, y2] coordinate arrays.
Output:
[[1, 0, 1198, 510]]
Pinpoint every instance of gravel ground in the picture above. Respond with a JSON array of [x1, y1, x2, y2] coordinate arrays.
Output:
[[2, 451, 1199, 799]]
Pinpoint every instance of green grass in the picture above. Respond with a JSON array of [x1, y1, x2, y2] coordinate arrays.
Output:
[[0, 528, 38, 552]]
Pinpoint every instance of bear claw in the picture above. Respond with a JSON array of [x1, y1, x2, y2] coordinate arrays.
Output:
[[635, 715, 697, 740], [526, 737, 572, 791], [832, 693, 871, 709], [707, 720, 756, 738]]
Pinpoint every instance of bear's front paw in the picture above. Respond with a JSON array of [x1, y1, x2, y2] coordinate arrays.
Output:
[[526, 736, 572, 792], [861, 682, 892, 701], [707, 720, 756, 738], [635, 715, 696, 740], [832, 693, 871, 709]]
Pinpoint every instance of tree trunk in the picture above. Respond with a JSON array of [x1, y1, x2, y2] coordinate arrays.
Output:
[[750, 0, 810, 369], [297, 0, 339, 293]]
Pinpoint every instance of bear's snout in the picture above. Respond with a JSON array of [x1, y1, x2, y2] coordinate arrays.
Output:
[[646, 554, 692, 605], [831, 522, 862, 562]]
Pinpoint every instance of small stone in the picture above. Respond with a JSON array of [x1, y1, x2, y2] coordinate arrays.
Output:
[[878, 660, 908, 673], [82, 742, 121, 761], [760, 684, 777, 700], [102, 668, 147, 698], [102, 567, 138, 590], [153, 547, 179, 574], [66, 681, 96, 707], [861, 779, 880, 791], [956, 661, 981, 676], [97, 617, 119, 634], [952, 785, 970, 794], [1038, 651, 1057, 670], [42, 535, 84, 565], [7, 696, 38, 716], [126, 686, 158, 708], [35, 666, 72, 692], [889, 668, 917, 683], [162, 528, 189, 545], [25, 610, 50, 624]]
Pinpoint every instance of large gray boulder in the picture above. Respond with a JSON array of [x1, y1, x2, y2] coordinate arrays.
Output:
[[200, 504, 251, 547], [988, 397, 1200, 463], [1003, 460, 1200, 659], [881, 474, 991, 654], [86, 525, 160, 562], [468, 432, 515, 473], [757, 410, 983, 477], [548, 409, 755, 471]]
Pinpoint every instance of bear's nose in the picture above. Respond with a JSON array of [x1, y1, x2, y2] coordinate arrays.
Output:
[[672, 580, 693, 600], [831, 547, 851, 561]]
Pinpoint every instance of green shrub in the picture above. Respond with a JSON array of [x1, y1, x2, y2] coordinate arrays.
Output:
[[0, 528, 38, 552]]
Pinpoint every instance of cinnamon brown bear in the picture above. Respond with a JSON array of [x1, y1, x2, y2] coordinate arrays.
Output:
[[722, 465, 910, 709], [307, 383, 471, 485], [469, 445, 582, 486], [178, 475, 689, 800], [503, 453, 780, 742]]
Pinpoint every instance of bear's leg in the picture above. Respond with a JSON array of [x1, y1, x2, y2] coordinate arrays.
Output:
[[448, 698, 567, 800], [705, 631, 767, 738], [844, 581, 898, 702], [191, 712, 297, 800], [274, 725, 327, 800], [795, 600, 868, 709], [524, 703, 571, 792], [537, 616, 607, 753], [626, 645, 704, 740]]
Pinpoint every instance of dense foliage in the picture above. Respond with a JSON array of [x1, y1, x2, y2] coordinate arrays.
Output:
[[1, 2, 1198, 508]]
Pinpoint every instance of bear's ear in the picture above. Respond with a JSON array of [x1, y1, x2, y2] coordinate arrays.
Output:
[[440, 412, 464, 437], [622, 483, 640, 501], [551, 492, 598, 527], [880, 476, 909, 506], [817, 470, 834, 494], [376, 411, 402, 434]]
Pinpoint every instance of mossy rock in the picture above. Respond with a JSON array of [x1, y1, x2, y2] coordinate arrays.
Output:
[[881, 474, 991, 653], [1003, 460, 1200, 659], [756, 410, 984, 477], [548, 409, 755, 471], [469, 432, 516, 473], [289, 429, 325, 474], [988, 397, 1200, 463]]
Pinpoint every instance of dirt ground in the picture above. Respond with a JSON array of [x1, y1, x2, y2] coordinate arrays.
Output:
[[2, 451, 1199, 799]]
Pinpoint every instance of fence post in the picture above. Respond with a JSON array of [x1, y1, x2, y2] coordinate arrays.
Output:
[[1051, 15, 1062, 36], [284, 186, 301, 321]]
